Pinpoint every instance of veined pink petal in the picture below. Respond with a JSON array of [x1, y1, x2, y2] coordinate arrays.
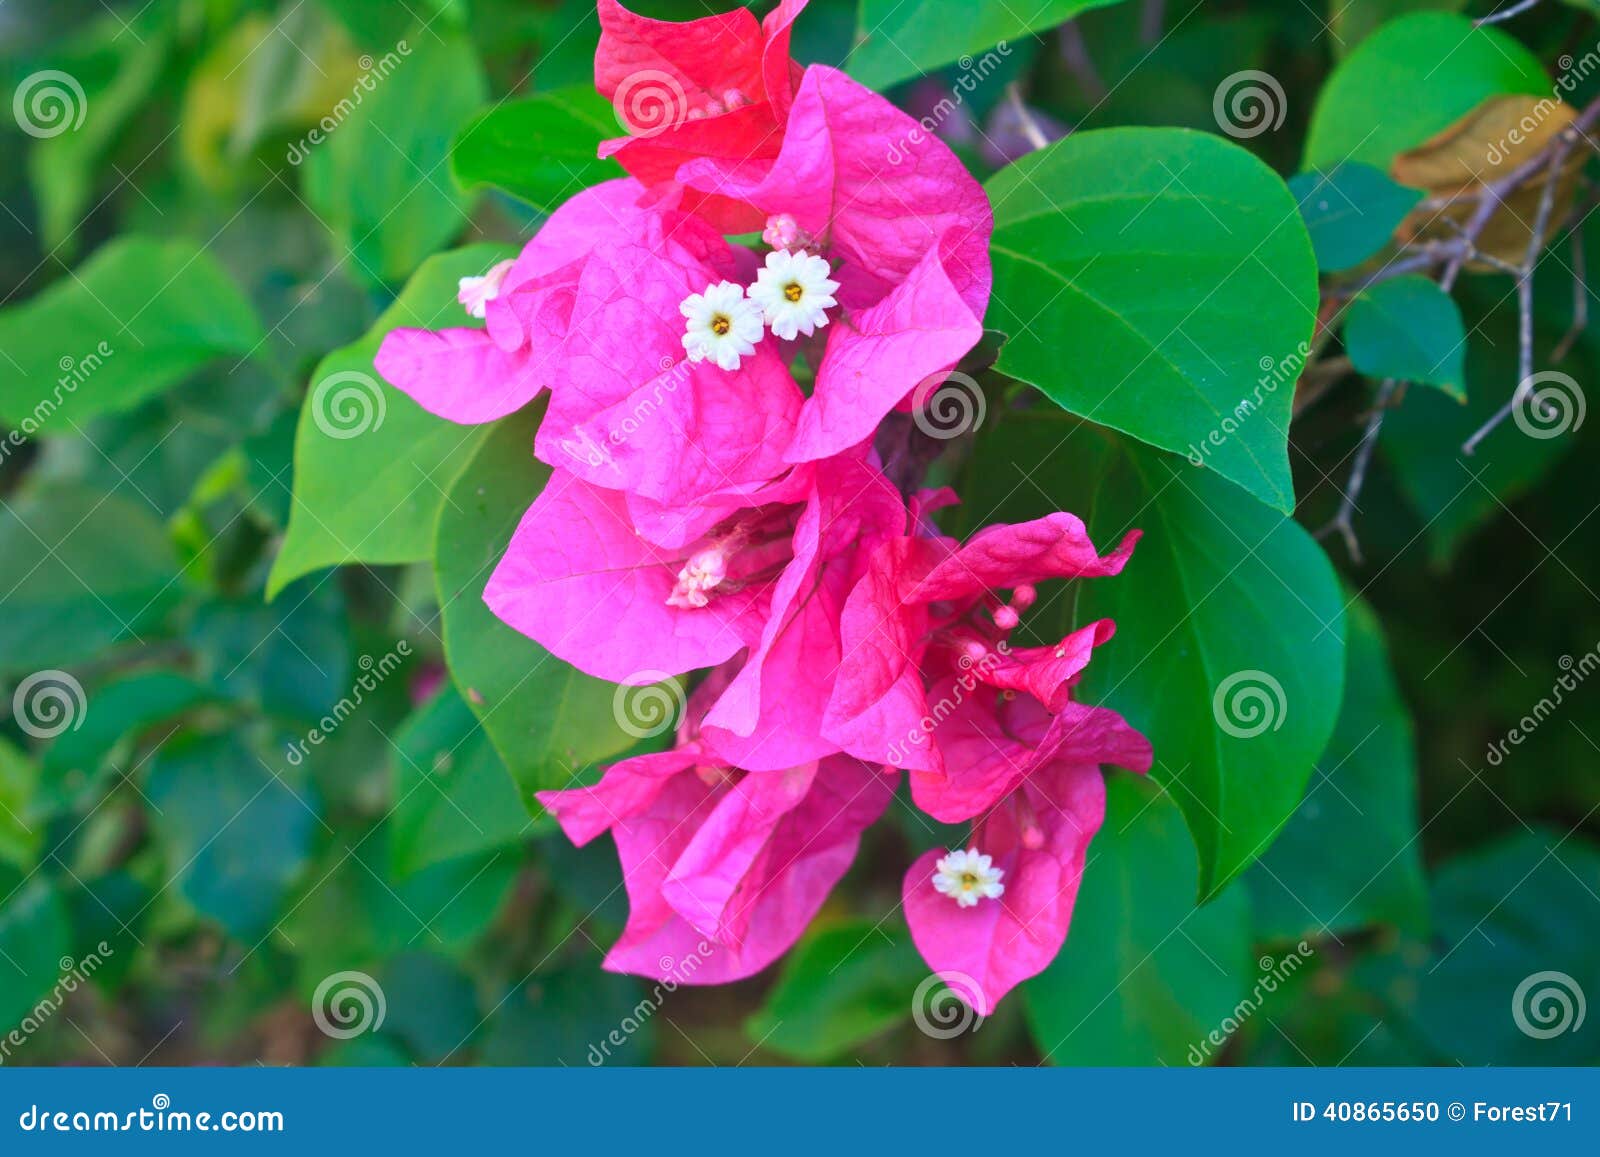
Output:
[[903, 759, 1107, 1015], [483, 471, 767, 683]]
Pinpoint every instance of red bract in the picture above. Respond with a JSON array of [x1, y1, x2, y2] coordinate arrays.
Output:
[[595, 0, 808, 233]]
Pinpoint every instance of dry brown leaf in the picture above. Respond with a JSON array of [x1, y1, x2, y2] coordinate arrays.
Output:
[[1389, 94, 1585, 269]]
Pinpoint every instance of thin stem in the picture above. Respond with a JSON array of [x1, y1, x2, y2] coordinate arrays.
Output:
[[1319, 379, 1399, 565], [1475, 0, 1544, 25], [1005, 83, 1051, 152]]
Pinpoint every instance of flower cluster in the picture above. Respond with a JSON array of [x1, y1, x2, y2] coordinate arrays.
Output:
[[375, 0, 1151, 1014]]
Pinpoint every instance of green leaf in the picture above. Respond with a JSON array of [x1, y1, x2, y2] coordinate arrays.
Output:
[[1380, 298, 1589, 562], [849, 0, 1127, 91], [1415, 829, 1600, 1065], [1344, 276, 1467, 400], [301, 34, 487, 285], [985, 128, 1318, 512], [188, 581, 352, 724], [39, 670, 219, 814], [452, 86, 621, 212], [1025, 776, 1254, 1065], [146, 733, 318, 939], [959, 417, 1346, 897], [434, 408, 642, 812], [390, 683, 530, 878], [482, 968, 656, 1065], [1246, 596, 1429, 940], [26, 13, 170, 250], [0, 739, 40, 870], [1288, 163, 1422, 272], [0, 237, 264, 430], [375, 950, 481, 1063], [1304, 12, 1548, 171], [745, 920, 926, 1062], [1329, 1, 1466, 58], [0, 485, 184, 676], [0, 878, 72, 1030], [281, 826, 518, 982], [268, 244, 512, 597]]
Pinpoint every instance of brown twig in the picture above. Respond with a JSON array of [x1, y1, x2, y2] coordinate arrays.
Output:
[[1551, 224, 1588, 363]]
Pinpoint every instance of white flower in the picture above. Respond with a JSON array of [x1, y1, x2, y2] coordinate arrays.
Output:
[[748, 249, 839, 341], [932, 847, 1005, 909], [458, 259, 514, 319], [680, 281, 765, 371]]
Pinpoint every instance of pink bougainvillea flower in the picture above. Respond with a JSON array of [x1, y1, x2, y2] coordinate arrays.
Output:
[[822, 508, 1140, 774], [676, 66, 993, 461], [536, 707, 894, 984], [901, 753, 1111, 1016], [483, 453, 905, 701], [528, 241, 804, 520], [696, 453, 907, 771], [595, 0, 808, 233], [375, 178, 729, 424], [483, 470, 780, 684]]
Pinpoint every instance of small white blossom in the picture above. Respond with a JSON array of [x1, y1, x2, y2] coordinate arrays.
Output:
[[932, 847, 1005, 909], [749, 249, 839, 341], [458, 259, 514, 319], [680, 281, 765, 371]]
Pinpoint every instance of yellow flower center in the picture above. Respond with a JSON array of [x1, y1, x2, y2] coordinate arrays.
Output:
[[783, 281, 804, 303], [711, 314, 731, 336]]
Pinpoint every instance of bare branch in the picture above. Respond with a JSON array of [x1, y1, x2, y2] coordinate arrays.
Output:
[[1475, 0, 1544, 26], [1318, 379, 1400, 565]]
